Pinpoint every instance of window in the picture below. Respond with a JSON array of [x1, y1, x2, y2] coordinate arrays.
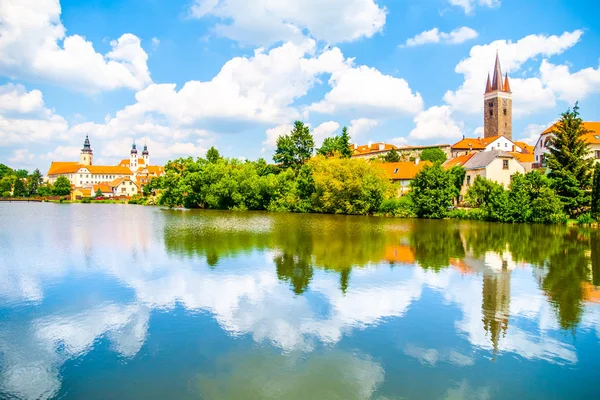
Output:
[[596, 150, 600, 159], [503, 109, 507, 116], [535, 155, 538, 161], [393, 168, 398, 174], [488, 102, 493, 108], [505, 143, 507, 148], [595, 135, 600, 140], [489, 109, 493, 116], [466, 175, 471, 186], [503, 160, 509, 170]]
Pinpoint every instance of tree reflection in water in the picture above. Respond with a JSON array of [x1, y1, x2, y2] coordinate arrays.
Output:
[[161, 210, 597, 335]]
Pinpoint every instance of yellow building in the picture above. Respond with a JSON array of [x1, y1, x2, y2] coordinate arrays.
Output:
[[46, 136, 164, 194]]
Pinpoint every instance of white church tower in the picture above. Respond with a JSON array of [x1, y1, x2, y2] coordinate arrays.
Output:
[[130, 140, 139, 172]]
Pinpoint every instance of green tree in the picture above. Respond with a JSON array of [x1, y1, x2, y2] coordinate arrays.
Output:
[[0, 164, 12, 179], [547, 103, 594, 217], [28, 169, 43, 196], [317, 137, 341, 157], [410, 163, 455, 219], [592, 162, 600, 220], [338, 126, 352, 158], [465, 177, 508, 221], [95, 188, 103, 198], [273, 121, 314, 169], [206, 146, 222, 163], [420, 147, 447, 164], [12, 178, 27, 197], [448, 165, 466, 203], [37, 184, 53, 197], [53, 176, 72, 196], [14, 169, 28, 179], [383, 148, 400, 162], [0, 176, 13, 195]]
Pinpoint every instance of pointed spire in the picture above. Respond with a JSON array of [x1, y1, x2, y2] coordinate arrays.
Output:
[[485, 73, 492, 93], [491, 51, 503, 91], [503, 72, 511, 93]]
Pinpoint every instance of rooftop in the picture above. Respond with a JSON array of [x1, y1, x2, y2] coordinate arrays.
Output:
[[375, 161, 432, 180]]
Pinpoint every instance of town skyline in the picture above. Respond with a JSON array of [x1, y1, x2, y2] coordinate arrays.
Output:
[[1, 0, 599, 171]]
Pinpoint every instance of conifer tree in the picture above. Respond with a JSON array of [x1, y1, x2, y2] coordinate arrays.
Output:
[[384, 148, 400, 162], [274, 121, 314, 169], [547, 103, 594, 217], [592, 162, 600, 220]]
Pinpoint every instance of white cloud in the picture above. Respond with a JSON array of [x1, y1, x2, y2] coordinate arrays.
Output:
[[348, 118, 378, 140], [518, 123, 551, 145], [0, 0, 151, 93], [313, 121, 340, 146], [540, 59, 600, 103], [403, 27, 478, 47], [0, 84, 45, 115], [449, 0, 501, 14], [0, 84, 69, 146], [43, 146, 81, 161], [308, 65, 423, 117], [443, 30, 583, 115], [8, 149, 35, 166], [189, 0, 387, 45], [262, 123, 293, 152], [409, 105, 463, 142], [151, 37, 160, 50]]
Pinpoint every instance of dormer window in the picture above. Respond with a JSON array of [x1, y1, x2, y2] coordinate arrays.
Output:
[[393, 168, 399, 174]]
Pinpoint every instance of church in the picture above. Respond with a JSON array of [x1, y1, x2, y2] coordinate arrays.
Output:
[[46, 136, 164, 196]]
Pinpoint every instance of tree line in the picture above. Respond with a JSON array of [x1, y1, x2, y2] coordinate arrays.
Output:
[[149, 104, 600, 224], [0, 164, 71, 198]]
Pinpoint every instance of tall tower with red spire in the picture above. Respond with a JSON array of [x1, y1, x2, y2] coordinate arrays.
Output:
[[484, 52, 512, 140]]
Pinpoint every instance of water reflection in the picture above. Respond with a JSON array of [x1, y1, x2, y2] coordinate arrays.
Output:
[[0, 204, 599, 399]]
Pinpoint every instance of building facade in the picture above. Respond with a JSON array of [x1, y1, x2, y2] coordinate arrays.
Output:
[[46, 136, 164, 190], [533, 122, 600, 168]]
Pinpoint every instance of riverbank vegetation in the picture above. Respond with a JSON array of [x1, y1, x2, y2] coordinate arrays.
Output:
[[149, 104, 598, 225]]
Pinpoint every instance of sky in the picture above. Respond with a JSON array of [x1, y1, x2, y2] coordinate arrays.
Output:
[[1, 0, 599, 172]]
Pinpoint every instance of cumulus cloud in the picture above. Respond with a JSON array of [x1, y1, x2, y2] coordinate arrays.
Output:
[[540, 59, 600, 103], [443, 30, 584, 115], [313, 121, 340, 146], [518, 123, 552, 145], [403, 27, 478, 47], [449, 0, 501, 14], [262, 123, 293, 152], [409, 105, 463, 142], [0, 84, 69, 145], [8, 149, 35, 167], [189, 0, 387, 45], [348, 118, 379, 140], [308, 65, 423, 117], [0, 0, 151, 93]]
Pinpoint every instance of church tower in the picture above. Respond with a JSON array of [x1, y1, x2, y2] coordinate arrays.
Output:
[[80, 135, 93, 166], [484, 52, 512, 140], [130, 140, 139, 172], [142, 142, 149, 166]]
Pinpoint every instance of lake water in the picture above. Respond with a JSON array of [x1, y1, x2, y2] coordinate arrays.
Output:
[[0, 203, 599, 399]]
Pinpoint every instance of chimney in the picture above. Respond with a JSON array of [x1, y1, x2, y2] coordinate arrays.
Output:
[[462, 134, 465, 140], [353, 143, 357, 150], [368, 141, 372, 149], [379, 143, 385, 151], [415, 157, 420, 165]]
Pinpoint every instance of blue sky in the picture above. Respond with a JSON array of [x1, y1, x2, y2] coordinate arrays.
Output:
[[1, 0, 599, 171]]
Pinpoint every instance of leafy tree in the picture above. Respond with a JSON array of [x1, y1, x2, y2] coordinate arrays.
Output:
[[547, 103, 594, 217], [383, 148, 400, 162], [14, 169, 28, 179], [317, 137, 341, 157], [410, 163, 455, 219], [53, 176, 72, 196], [206, 146, 222, 163], [28, 169, 43, 195], [592, 162, 600, 220], [420, 147, 447, 164], [37, 184, 53, 197], [0, 164, 12, 179], [448, 165, 466, 203], [0, 176, 13, 195], [12, 178, 27, 197], [273, 121, 314, 169]]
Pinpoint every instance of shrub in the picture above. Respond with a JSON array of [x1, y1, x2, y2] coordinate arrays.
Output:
[[80, 197, 92, 203], [2, 191, 10, 198], [378, 196, 415, 218], [576, 213, 593, 226]]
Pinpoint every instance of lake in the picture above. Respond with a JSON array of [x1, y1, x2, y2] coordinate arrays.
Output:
[[0, 203, 599, 399]]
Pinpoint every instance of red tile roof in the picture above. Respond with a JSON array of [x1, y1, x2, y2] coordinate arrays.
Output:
[[351, 143, 398, 156], [541, 122, 600, 145], [443, 153, 475, 169], [375, 161, 432, 180]]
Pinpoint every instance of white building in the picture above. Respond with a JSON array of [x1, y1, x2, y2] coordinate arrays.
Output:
[[533, 122, 600, 167]]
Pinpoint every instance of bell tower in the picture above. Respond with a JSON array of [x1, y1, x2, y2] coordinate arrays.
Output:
[[80, 135, 93, 166], [484, 52, 512, 140], [130, 140, 139, 172]]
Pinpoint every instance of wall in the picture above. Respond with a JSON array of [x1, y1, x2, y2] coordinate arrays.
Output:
[[485, 157, 525, 188]]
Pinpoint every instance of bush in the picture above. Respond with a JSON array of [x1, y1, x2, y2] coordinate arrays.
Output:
[[410, 163, 455, 219], [576, 213, 593, 226], [2, 191, 10, 198], [128, 195, 147, 205], [80, 197, 92, 203], [378, 196, 415, 218]]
